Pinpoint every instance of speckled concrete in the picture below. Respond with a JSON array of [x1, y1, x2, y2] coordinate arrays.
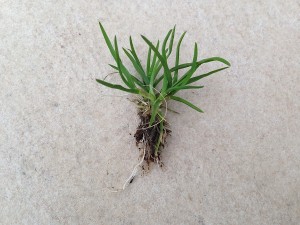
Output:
[[1, 0, 299, 224]]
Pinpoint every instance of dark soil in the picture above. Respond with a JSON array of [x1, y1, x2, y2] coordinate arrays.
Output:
[[134, 110, 171, 165]]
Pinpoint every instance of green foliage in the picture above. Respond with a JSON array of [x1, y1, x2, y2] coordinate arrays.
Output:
[[96, 22, 231, 124]]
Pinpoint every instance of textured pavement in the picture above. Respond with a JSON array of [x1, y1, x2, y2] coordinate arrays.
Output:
[[1, 0, 299, 224]]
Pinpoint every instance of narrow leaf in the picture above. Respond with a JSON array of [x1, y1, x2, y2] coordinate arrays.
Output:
[[114, 36, 134, 88], [109, 64, 118, 71], [129, 37, 147, 77], [167, 85, 204, 93], [96, 79, 139, 94], [174, 31, 186, 82], [170, 95, 204, 113], [162, 29, 172, 59], [167, 25, 176, 57], [152, 63, 163, 83], [109, 63, 148, 91], [99, 22, 116, 59], [141, 35, 172, 91], [146, 45, 152, 76], [149, 40, 159, 76], [131, 76, 148, 91], [170, 57, 231, 72], [175, 42, 198, 86], [153, 74, 164, 87], [123, 48, 149, 84], [187, 67, 229, 84]]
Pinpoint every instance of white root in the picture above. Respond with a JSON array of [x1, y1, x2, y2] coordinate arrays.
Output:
[[106, 136, 146, 193]]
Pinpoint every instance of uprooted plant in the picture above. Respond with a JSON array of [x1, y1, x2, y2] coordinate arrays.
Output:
[[96, 22, 230, 167]]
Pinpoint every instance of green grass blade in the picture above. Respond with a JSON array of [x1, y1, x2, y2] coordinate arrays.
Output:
[[162, 29, 172, 59], [114, 36, 134, 88], [196, 57, 230, 68], [109, 64, 118, 71], [149, 40, 160, 76], [129, 37, 147, 77], [146, 45, 152, 76], [131, 76, 148, 91], [152, 63, 163, 83], [153, 73, 164, 87], [175, 43, 198, 86], [174, 31, 186, 82], [167, 85, 204, 93], [121, 65, 142, 89], [99, 22, 116, 59], [141, 35, 172, 92], [123, 48, 149, 84], [187, 67, 229, 84], [96, 79, 139, 94], [170, 95, 204, 113], [193, 43, 198, 61], [153, 28, 187, 86], [170, 57, 231, 72], [99, 23, 143, 89], [167, 25, 176, 57], [109, 63, 148, 91]]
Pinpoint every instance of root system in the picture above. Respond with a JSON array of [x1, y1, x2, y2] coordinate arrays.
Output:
[[134, 98, 171, 165]]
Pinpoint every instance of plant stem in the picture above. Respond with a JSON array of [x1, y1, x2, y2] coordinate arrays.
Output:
[[154, 120, 164, 157]]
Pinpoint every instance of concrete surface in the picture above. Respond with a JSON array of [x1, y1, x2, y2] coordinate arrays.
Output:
[[1, 0, 299, 224]]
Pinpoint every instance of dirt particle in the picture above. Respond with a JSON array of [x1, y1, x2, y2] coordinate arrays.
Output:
[[188, 193, 193, 201], [129, 177, 135, 183]]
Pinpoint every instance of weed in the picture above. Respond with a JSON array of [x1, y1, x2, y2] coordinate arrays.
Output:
[[96, 22, 230, 165]]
